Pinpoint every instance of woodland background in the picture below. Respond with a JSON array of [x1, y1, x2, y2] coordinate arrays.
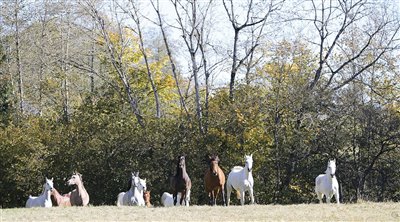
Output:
[[0, 0, 399, 208]]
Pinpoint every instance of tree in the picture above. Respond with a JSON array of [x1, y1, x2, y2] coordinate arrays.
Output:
[[171, 0, 214, 134], [81, 0, 144, 126], [222, 0, 284, 100], [150, 0, 189, 117], [306, 0, 400, 91], [122, 0, 162, 118]]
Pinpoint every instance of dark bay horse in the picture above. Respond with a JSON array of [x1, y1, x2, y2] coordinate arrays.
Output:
[[204, 154, 226, 206], [170, 155, 191, 206]]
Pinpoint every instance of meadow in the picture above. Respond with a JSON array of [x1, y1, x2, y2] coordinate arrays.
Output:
[[2, 202, 399, 221]]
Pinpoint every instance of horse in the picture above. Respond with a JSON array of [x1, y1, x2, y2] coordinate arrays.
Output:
[[51, 188, 71, 207], [315, 159, 340, 204], [204, 154, 226, 206], [170, 155, 191, 206], [26, 177, 54, 208], [160, 192, 182, 207], [226, 154, 255, 206], [67, 171, 90, 206], [117, 172, 146, 206], [143, 191, 151, 207]]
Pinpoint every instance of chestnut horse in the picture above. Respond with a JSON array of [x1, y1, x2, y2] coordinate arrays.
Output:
[[51, 188, 71, 207], [204, 154, 226, 206], [170, 155, 191, 206]]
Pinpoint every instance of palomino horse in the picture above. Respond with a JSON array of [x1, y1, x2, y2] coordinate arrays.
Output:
[[67, 172, 90, 206], [26, 178, 54, 208], [51, 188, 71, 207], [143, 191, 151, 207], [204, 154, 226, 206], [226, 154, 255, 206], [117, 172, 146, 206], [161, 192, 182, 207], [170, 155, 191, 206], [315, 159, 340, 204]]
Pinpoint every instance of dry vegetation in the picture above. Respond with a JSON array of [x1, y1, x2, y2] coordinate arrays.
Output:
[[1, 202, 399, 221]]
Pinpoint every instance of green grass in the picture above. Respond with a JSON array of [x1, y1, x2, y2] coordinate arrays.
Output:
[[1, 202, 399, 221]]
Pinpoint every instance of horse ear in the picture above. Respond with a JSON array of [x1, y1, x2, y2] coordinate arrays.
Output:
[[51, 177, 53, 181], [136, 172, 140, 177], [250, 153, 253, 158]]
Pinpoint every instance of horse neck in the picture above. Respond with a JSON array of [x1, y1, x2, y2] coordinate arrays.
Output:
[[52, 189, 61, 198], [210, 162, 218, 173], [324, 171, 334, 182], [177, 166, 186, 177], [243, 164, 251, 179], [75, 180, 87, 194], [43, 188, 51, 201], [133, 186, 141, 196]]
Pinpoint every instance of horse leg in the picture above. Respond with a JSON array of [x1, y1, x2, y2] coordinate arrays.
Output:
[[334, 190, 340, 204], [316, 191, 323, 204], [221, 186, 226, 206], [326, 192, 331, 204], [179, 191, 184, 206], [226, 184, 232, 206], [208, 191, 212, 205], [186, 189, 191, 206], [249, 187, 255, 204], [211, 190, 217, 206], [173, 191, 178, 206], [213, 189, 218, 206], [240, 190, 245, 206]]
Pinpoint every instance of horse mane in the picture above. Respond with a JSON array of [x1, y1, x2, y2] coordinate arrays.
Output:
[[231, 166, 244, 172]]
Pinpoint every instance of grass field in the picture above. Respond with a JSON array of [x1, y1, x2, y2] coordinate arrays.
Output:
[[1, 202, 399, 221]]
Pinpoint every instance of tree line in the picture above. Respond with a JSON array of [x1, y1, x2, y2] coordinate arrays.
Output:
[[0, 0, 399, 208]]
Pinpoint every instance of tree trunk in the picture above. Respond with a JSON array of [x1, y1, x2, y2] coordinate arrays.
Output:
[[130, 3, 161, 118], [61, 10, 71, 123], [151, 0, 189, 117], [14, 0, 23, 115]]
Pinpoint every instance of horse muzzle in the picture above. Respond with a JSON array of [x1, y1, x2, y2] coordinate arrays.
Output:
[[330, 174, 335, 178]]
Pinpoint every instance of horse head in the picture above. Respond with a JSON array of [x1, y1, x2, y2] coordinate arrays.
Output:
[[129, 172, 140, 190], [68, 172, 83, 186], [177, 155, 186, 170], [45, 177, 54, 192], [245, 154, 253, 172], [138, 178, 147, 191], [209, 154, 220, 176], [326, 159, 336, 178]]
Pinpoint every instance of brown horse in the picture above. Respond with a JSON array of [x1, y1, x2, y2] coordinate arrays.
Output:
[[143, 191, 151, 207], [204, 154, 226, 206], [51, 188, 71, 207], [170, 155, 191, 206], [67, 172, 90, 206]]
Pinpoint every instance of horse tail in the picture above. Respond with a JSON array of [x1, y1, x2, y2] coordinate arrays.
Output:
[[116, 192, 124, 207]]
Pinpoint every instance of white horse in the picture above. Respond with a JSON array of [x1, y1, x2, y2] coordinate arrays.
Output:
[[160, 192, 182, 207], [117, 172, 146, 206], [315, 159, 340, 204], [226, 154, 255, 206], [26, 178, 54, 208]]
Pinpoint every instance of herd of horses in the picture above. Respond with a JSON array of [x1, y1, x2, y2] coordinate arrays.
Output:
[[25, 155, 340, 208]]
